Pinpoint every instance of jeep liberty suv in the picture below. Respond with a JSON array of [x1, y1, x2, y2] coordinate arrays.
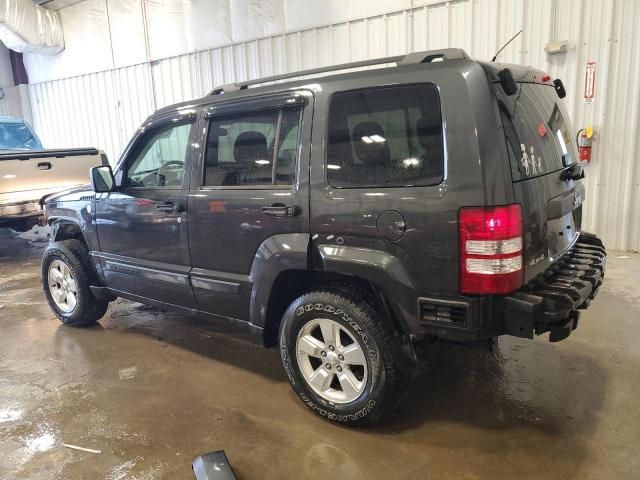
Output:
[[42, 49, 606, 426]]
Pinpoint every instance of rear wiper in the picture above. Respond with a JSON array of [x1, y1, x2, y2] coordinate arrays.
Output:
[[560, 162, 585, 181]]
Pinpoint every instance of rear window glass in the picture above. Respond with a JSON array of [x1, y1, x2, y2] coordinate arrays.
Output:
[[500, 83, 577, 181], [327, 85, 444, 188], [0, 122, 42, 150]]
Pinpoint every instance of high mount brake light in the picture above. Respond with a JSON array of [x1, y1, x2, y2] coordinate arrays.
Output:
[[459, 204, 524, 294]]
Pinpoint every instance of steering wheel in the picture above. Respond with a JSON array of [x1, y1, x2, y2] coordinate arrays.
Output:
[[157, 161, 184, 186]]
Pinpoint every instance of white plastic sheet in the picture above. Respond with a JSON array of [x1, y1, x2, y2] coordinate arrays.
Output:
[[108, 0, 147, 67], [0, 0, 64, 54], [24, 0, 113, 84], [145, 0, 232, 60], [230, 0, 285, 42], [283, 0, 412, 32]]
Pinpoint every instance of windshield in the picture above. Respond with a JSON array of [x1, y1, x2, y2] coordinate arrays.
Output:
[[0, 122, 42, 151], [500, 83, 577, 181]]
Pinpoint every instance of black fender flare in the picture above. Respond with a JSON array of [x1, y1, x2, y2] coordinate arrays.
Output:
[[49, 217, 79, 239], [47, 215, 105, 283], [248, 233, 310, 328], [315, 244, 419, 335]]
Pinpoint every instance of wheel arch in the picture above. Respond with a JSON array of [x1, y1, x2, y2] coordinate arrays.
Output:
[[261, 269, 407, 348], [51, 220, 86, 245], [48, 218, 105, 285]]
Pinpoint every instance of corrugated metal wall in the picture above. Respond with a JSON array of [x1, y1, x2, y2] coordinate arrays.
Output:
[[27, 0, 640, 250], [0, 86, 23, 118]]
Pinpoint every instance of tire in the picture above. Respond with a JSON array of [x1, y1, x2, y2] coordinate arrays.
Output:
[[41, 239, 108, 326], [279, 288, 400, 426]]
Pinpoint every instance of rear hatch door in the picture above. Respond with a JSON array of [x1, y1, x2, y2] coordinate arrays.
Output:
[[497, 81, 583, 281]]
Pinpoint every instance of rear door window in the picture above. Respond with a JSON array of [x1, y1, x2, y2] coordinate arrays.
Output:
[[501, 83, 577, 181], [204, 108, 301, 187], [326, 85, 444, 188]]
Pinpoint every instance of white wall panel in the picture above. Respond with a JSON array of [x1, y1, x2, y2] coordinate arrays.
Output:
[[0, 42, 14, 88], [112, 63, 155, 150], [26, 0, 640, 250], [0, 86, 23, 118], [29, 65, 155, 163], [427, 3, 449, 50]]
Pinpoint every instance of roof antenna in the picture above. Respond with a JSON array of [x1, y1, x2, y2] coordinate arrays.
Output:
[[491, 29, 523, 62]]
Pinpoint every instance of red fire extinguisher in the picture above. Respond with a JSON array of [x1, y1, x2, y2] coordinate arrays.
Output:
[[577, 126, 593, 162]]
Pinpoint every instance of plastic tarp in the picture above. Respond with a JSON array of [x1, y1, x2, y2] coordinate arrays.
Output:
[[283, 0, 412, 32], [145, 0, 232, 60], [22, 0, 418, 83], [0, 0, 64, 54], [23, 0, 112, 84], [108, 0, 147, 67], [230, 0, 285, 43]]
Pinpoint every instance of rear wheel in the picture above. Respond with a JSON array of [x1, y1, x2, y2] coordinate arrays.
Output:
[[279, 288, 400, 426], [42, 239, 108, 326]]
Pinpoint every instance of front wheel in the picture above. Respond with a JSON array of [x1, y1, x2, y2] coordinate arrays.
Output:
[[42, 239, 108, 326], [279, 289, 400, 426]]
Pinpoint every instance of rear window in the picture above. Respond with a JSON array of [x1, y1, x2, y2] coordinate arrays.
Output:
[[0, 122, 41, 150], [326, 85, 444, 188], [500, 83, 577, 181]]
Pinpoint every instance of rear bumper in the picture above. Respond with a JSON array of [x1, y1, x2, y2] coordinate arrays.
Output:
[[503, 232, 606, 341], [415, 232, 606, 343]]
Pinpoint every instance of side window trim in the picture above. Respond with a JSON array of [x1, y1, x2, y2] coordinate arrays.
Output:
[[199, 105, 301, 189], [119, 116, 196, 190], [270, 110, 284, 185]]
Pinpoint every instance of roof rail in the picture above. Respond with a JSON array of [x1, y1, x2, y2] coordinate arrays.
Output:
[[397, 48, 470, 65], [208, 48, 470, 95], [210, 84, 244, 95]]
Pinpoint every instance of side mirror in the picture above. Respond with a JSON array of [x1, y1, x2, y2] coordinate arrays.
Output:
[[90, 165, 115, 193]]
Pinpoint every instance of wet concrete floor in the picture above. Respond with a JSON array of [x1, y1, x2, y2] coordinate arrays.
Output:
[[0, 227, 639, 479]]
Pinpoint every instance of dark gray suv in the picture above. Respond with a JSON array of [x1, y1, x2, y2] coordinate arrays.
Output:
[[41, 49, 606, 426]]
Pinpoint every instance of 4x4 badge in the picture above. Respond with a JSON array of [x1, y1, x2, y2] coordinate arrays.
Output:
[[529, 253, 546, 266]]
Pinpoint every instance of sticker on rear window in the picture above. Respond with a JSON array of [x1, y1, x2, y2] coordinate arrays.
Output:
[[520, 144, 542, 176]]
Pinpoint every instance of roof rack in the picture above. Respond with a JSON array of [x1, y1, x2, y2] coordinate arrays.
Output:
[[208, 48, 470, 96]]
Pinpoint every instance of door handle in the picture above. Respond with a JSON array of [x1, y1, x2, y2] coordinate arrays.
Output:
[[156, 201, 185, 213], [37, 162, 52, 170], [262, 204, 296, 217]]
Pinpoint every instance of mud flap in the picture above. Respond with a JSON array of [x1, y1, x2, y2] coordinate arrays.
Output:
[[193, 451, 238, 480]]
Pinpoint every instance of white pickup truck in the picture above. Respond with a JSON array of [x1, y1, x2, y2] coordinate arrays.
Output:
[[1, 148, 106, 231]]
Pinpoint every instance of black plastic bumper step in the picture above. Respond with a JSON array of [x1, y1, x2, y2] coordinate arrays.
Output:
[[505, 232, 606, 341]]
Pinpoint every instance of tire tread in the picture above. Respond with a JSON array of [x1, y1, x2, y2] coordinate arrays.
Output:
[[280, 284, 401, 426], [42, 239, 108, 326]]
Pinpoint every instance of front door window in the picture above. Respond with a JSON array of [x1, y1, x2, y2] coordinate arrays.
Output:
[[126, 122, 192, 188]]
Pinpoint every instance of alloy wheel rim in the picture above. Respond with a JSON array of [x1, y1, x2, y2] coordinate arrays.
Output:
[[295, 318, 368, 404], [48, 259, 78, 313]]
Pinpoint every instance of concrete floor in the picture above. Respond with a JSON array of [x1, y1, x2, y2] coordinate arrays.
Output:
[[0, 228, 639, 480]]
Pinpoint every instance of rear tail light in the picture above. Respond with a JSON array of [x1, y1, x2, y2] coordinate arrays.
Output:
[[459, 204, 523, 294]]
